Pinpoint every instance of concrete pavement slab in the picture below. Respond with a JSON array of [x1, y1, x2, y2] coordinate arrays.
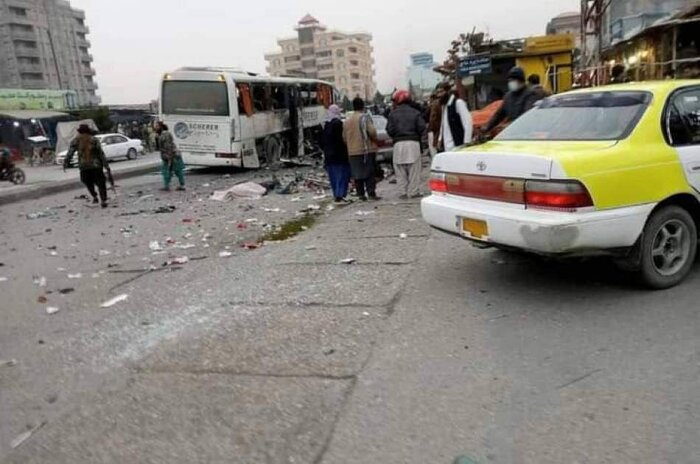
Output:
[[136, 304, 384, 377], [5, 373, 353, 464]]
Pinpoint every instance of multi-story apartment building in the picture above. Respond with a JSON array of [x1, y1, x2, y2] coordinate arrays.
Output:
[[546, 11, 582, 48], [0, 0, 100, 107], [265, 15, 376, 100]]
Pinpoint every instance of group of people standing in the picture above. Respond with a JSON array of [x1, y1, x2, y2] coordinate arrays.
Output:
[[322, 93, 429, 202], [322, 97, 382, 203]]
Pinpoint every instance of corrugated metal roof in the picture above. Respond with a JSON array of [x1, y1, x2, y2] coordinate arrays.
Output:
[[0, 110, 69, 120]]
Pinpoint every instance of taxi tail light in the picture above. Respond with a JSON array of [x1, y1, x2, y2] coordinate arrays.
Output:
[[524, 180, 593, 211], [429, 172, 448, 193]]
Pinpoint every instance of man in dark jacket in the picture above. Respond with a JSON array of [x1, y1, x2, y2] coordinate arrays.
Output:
[[387, 90, 427, 199], [527, 74, 551, 101], [64, 124, 111, 207], [321, 104, 351, 203], [482, 67, 537, 133]]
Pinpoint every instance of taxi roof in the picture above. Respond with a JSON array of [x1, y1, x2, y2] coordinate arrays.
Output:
[[566, 80, 699, 98]]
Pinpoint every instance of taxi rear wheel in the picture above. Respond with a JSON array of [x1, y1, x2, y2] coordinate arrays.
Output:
[[639, 206, 697, 289]]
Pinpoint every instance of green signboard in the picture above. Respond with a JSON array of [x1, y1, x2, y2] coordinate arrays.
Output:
[[0, 89, 78, 111]]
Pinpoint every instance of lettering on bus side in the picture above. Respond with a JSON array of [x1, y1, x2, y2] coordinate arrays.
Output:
[[174, 122, 222, 140]]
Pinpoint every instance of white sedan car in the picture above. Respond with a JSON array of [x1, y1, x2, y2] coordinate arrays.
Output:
[[56, 133, 144, 166]]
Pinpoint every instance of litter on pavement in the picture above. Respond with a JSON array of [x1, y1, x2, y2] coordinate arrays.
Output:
[[1, 359, 17, 367], [218, 251, 233, 258], [46, 307, 60, 315], [399, 233, 408, 239], [149, 241, 163, 251], [26, 210, 57, 220], [355, 211, 375, 216], [101, 294, 128, 308], [340, 258, 357, 264], [67, 273, 82, 279], [0, 277, 8, 282], [33, 276, 47, 287], [10, 422, 46, 449]]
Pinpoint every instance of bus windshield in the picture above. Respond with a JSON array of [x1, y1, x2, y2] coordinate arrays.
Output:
[[162, 81, 229, 116], [496, 91, 652, 141]]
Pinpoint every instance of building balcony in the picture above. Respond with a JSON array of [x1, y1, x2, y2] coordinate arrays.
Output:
[[17, 62, 43, 73], [82, 67, 96, 76], [80, 53, 93, 63], [76, 38, 91, 48], [10, 29, 37, 40], [21, 77, 46, 89], [14, 47, 41, 58], [85, 82, 99, 90]]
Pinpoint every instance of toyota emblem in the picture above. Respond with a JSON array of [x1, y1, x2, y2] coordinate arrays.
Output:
[[476, 161, 487, 171]]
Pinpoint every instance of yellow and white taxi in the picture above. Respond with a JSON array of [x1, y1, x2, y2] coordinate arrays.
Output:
[[422, 81, 700, 288]]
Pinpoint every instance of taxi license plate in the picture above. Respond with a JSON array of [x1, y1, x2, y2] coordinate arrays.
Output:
[[461, 218, 488, 239]]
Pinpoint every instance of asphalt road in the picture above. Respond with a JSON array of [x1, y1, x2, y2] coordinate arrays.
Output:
[[1, 163, 699, 463]]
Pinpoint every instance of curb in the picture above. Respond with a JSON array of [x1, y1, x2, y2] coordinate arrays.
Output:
[[0, 163, 160, 207]]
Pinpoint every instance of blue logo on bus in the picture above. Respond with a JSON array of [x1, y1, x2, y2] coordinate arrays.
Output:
[[174, 122, 190, 139]]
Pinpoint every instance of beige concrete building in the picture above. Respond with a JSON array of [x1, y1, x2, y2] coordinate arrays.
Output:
[[0, 0, 100, 107], [265, 15, 376, 100], [547, 11, 582, 48]]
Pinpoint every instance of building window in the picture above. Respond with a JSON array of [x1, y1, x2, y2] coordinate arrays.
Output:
[[14, 40, 37, 49], [9, 7, 28, 16], [332, 36, 344, 41], [301, 47, 315, 57], [317, 64, 333, 71], [316, 50, 332, 58], [319, 39, 328, 47], [301, 59, 316, 69], [349, 46, 358, 53], [336, 49, 344, 58], [270, 84, 287, 110], [349, 60, 359, 66], [351, 73, 360, 79], [284, 55, 300, 63], [337, 63, 346, 71]]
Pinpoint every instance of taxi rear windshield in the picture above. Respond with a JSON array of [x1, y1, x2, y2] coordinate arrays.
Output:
[[496, 91, 652, 141], [162, 81, 229, 116]]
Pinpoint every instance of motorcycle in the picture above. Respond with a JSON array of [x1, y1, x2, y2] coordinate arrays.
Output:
[[0, 166, 26, 185]]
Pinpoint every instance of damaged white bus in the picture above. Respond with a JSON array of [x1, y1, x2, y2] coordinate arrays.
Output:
[[159, 67, 337, 168]]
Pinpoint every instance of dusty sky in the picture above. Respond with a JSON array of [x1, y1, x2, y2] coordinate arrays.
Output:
[[69, 0, 578, 104]]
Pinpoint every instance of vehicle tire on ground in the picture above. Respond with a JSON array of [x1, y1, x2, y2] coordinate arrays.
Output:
[[126, 148, 137, 160], [10, 168, 25, 185], [638, 205, 697, 289], [263, 136, 282, 170]]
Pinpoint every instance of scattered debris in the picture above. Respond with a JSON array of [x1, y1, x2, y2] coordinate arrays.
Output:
[[236, 223, 247, 230], [312, 194, 327, 200], [241, 242, 262, 250], [276, 180, 298, 195], [167, 256, 189, 265], [300, 204, 321, 213], [37, 296, 48, 304], [135, 194, 154, 203], [98, 250, 111, 256], [182, 218, 194, 224], [46, 307, 60, 315], [399, 233, 408, 239], [259, 177, 281, 192], [58, 288, 75, 295], [1, 359, 17, 367], [26, 210, 57, 220], [362, 311, 371, 317], [149, 241, 163, 251], [305, 245, 317, 250], [355, 210, 375, 216], [0, 277, 8, 282], [263, 207, 281, 213], [33, 276, 47, 287], [218, 251, 233, 258], [74, 194, 88, 200], [101, 294, 129, 308], [11, 422, 46, 449], [340, 258, 357, 264], [153, 205, 176, 214], [174, 243, 196, 250]]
